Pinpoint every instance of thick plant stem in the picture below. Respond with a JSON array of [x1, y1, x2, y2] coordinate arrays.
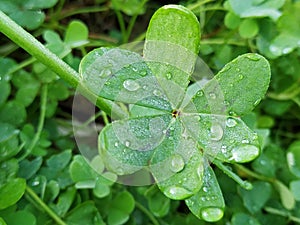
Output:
[[0, 10, 127, 119], [0, 10, 79, 87], [26, 186, 67, 225]]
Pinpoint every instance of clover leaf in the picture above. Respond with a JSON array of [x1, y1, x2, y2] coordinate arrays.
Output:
[[79, 5, 271, 222], [0, 0, 58, 30]]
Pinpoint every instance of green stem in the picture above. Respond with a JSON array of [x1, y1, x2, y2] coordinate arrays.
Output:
[[124, 14, 138, 43], [234, 164, 274, 183], [0, 10, 79, 87], [0, 10, 126, 119], [19, 84, 48, 160], [59, 6, 108, 19], [135, 201, 160, 225], [115, 10, 127, 43], [25, 186, 67, 225], [264, 207, 300, 224], [213, 160, 253, 190]]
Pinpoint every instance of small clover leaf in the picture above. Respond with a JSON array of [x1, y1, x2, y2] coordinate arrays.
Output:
[[79, 4, 271, 222]]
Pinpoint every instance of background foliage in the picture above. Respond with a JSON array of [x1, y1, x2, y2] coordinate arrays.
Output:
[[0, 0, 300, 224]]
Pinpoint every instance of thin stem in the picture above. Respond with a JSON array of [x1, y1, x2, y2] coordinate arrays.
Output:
[[264, 207, 300, 224], [101, 111, 110, 125], [135, 201, 160, 225], [124, 14, 138, 43], [213, 160, 253, 190], [234, 164, 274, 183], [59, 6, 108, 19], [201, 38, 247, 46], [9, 57, 36, 75], [25, 186, 67, 225], [187, 0, 215, 11], [115, 10, 127, 43], [19, 84, 48, 160]]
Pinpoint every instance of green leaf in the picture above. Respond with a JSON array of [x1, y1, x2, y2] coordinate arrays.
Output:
[[64, 20, 89, 48], [239, 181, 272, 213], [3, 210, 36, 225], [144, 5, 200, 90], [70, 155, 98, 182], [274, 180, 295, 210], [0, 101, 26, 126], [185, 163, 225, 222], [99, 114, 173, 175], [224, 12, 241, 29], [80, 48, 172, 112], [111, 0, 147, 16], [18, 157, 43, 179], [0, 217, 7, 225], [145, 186, 170, 217], [153, 137, 204, 200], [290, 180, 300, 201], [65, 201, 105, 225], [0, 81, 10, 107], [231, 213, 261, 225], [51, 187, 76, 217], [228, 0, 285, 21], [287, 140, 300, 178], [184, 53, 271, 116], [0, 178, 26, 210], [15, 82, 40, 107], [238, 19, 259, 38], [0, 0, 58, 30], [107, 191, 135, 225]]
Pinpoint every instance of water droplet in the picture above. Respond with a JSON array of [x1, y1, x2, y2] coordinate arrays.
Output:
[[203, 186, 208, 192], [222, 65, 231, 72], [197, 90, 204, 96], [123, 79, 140, 91], [246, 54, 261, 61], [230, 144, 259, 163], [223, 100, 230, 106], [209, 92, 216, 99], [253, 98, 261, 106], [269, 45, 281, 56], [241, 139, 249, 144], [125, 141, 130, 147], [229, 111, 237, 116], [114, 142, 119, 147], [197, 165, 204, 177], [166, 72, 172, 80], [238, 74, 244, 80], [201, 207, 224, 222], [282, 47, 293, 54], [132, 67, 138, 72], [226, 118, 237, 127], [236, 68, 241, 72], [140, 70, 147, 76], [153, 89, 162, 96], [115, 167, 124, 175], [142, 85, 147, 90], [210, 124, 223, 141], [164, 186, 192, 199], [31, 180, 40, 186], [100, 68, 112, 78], [170, 154, 185, 173]]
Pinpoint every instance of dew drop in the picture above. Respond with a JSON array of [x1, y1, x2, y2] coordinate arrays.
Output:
[[246, 54, 261, 61], [230, 144, 259, 163], [164, 186, 192, 199], [197, 165, 204, 178], [222, 65, 231, 72], [100, 68, 112, 78], [229, 111, 237, 116], [253, 98, 261, 106], [209, 92, 216, 99], [114, 142, 119, 147], [123, 79, 140, 91], [153, 89, 162, 96], [197, 90, 204, 96], [201, 207, 224, 222], [140, 70, 147, 76], [238, 74, 244, 80], [203, 186, 208, 192], [170, 154, 185, 173], [282, 47, 293, 54], [241, 139, 249, 144], [236, 68, 241, 72], [210, 124, 223, 141], [125, 141, 130, 147], [223, 100, 230, 106], [132, 67, 138, 72], [166, 72, 172, 80], [269, 45, 281, 56], [115, 167, 124, 175], [226, 118, 237, 127]]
